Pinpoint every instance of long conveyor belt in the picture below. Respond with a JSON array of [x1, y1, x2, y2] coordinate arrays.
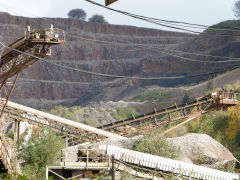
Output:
[[98, 95, 212, 133], [3, 101, 126, 142]]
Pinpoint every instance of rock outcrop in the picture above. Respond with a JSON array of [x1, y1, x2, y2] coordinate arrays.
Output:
[[0, 12, 239, 108], [167, 133, 238, 170]]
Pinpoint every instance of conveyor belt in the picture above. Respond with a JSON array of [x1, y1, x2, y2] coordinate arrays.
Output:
[[98, 95, 212, 133], [0, 27, 65, 83], [3, 101, 126, 142], [100, 145, 239, 180]]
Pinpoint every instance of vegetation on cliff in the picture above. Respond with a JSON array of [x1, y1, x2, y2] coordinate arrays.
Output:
[[131, 90, 171, 102], [48, 105, 139, 126]]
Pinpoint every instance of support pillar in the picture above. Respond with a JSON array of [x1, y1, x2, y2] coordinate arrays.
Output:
[[14, 120, 20, 144], [65, 134, 68, 148], [112, 155, 115, 180]]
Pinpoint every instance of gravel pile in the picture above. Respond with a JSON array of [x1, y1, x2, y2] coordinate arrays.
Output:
[[166, 133, 237, 168], [98, 135, 143, 149]]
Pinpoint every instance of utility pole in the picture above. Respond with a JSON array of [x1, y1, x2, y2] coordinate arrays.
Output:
[[112, 155, 115, 180]]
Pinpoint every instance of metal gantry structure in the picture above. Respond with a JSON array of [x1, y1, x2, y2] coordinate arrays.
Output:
[[98, 91, 238, 135], [0, 25, 65, 174], [4, 101, 126, 144]]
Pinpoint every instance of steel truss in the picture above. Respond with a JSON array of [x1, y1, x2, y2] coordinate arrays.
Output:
[[0, 25, 65, 174]]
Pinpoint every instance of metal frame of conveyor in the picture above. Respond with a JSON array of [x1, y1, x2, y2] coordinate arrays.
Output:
[[0, 25, 65, 175]]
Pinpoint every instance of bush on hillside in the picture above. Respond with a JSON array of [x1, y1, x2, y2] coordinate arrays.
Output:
[[187, 111, 229, 143], [181, 93, 192, 104], [18, 128, 64, 179], [110, 107, 139, 121], [187, 107, 240, 161], [131, 90, 171, 102], [89, 14, 108, 24], [225, 104, 240, 141], [133, 130, 179, 159]]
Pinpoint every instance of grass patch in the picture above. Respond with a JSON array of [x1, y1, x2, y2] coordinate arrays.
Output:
[[47, 105, 139, 126], [198, 154, 208, 164], [131, 90, 171, 102], [110, 107, 139, 121]]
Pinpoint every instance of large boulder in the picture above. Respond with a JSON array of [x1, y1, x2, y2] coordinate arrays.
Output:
[[166, 133, 238, 170], [98, 135, 143, 149]]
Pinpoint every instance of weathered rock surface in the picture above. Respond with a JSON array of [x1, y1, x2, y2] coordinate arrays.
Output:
[[98, 135, 143, 150], [0, 12, 240, 109], [166, 133, 238, 169]]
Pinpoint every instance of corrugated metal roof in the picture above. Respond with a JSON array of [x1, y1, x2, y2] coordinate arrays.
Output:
[[99, 145, 239, 180]]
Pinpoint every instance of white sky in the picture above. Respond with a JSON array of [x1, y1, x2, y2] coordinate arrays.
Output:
[[0, 0, 237, 32]]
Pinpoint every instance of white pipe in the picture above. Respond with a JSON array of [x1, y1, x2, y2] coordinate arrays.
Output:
[[6, 101, 127, 140]]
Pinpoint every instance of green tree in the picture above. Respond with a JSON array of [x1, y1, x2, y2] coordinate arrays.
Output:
[[236, 130, 240, 146], [89, 14, 108, 24], [68, 9, 87, 20], [18, 128, 64, 179], [182, 93, 191, 104], [234, 0, 240, 19], [207, 79, 215, 91]]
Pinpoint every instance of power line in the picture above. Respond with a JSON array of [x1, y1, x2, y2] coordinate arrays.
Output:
[[85, 0, 240, 37], [2, 0, 240, 32], [2, 1, 240, 37], [0, 2, 238, 54], [67, 34, 240, 63], [0, 42, 238, 80]]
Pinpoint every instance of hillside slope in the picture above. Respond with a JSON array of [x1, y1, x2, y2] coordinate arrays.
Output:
[[0, 12, 240, 108]]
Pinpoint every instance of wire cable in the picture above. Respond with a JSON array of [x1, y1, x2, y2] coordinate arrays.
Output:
[[0, 42, 239, 81], [0, 2, 239, 60], [85, 0, 240, 37], [2, 0, 240, 32], [2, 1, 240, 37], [67, 34, 240, 63], [1, 2, 240, 64]]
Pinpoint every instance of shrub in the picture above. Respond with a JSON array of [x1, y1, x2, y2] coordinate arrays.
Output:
[[18, 128, 64, 179], [217, 161, 235, 173], [181, 93, 192, 104], [89, 14, 108, 24], [110, 107, 139, 121], [198, 154, 208, 164], [225, 104, 240, 141], [133, 130, 179, 159], [186, 109, 240, 161], [131, 90, 171, 102]]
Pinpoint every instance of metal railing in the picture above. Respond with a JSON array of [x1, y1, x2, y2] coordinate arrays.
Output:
[[27, 27, 65, 43]]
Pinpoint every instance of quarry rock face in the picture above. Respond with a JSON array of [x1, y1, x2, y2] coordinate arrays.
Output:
[[0, 12, 239, 108]]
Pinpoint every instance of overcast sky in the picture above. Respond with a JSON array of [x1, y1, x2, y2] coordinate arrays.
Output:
[[0, 0, 237, 32]]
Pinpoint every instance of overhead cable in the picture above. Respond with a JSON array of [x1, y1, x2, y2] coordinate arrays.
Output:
[[84, 0, 240, 36], [1, 2, 240, 63], [0, 42, 237, 80], [67, 34, 240, 63]]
